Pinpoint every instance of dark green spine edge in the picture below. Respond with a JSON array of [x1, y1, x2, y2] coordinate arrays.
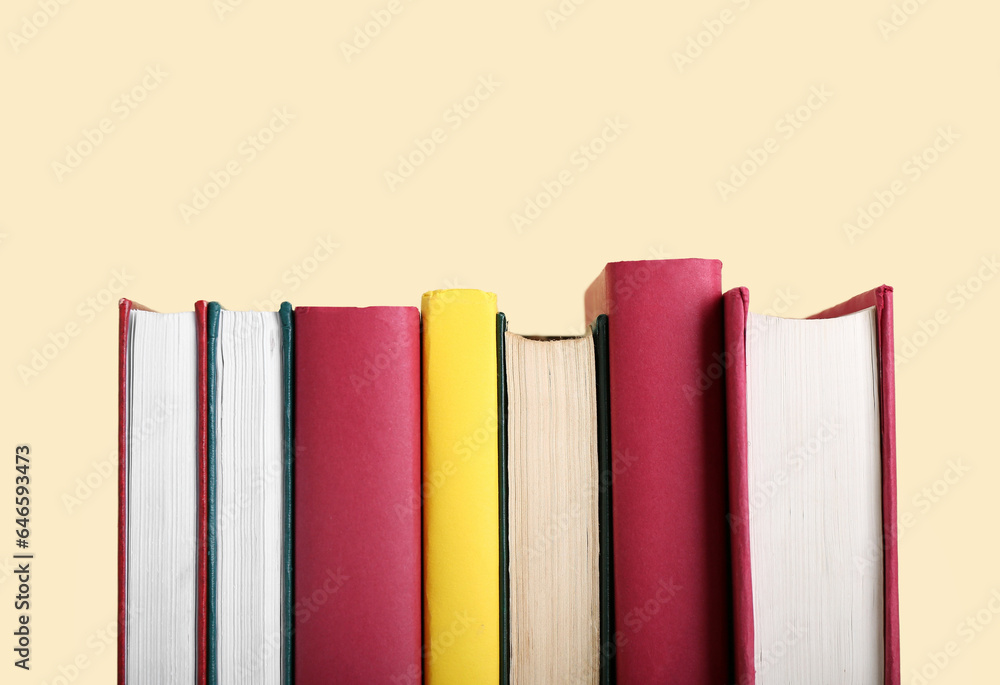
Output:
[[497, 312, 510, 685], [205, 302, 221, 685], [279, 302, 294, 685], [594, 314, 615, 685]]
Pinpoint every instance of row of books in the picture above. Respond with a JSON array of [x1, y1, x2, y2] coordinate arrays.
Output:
[[117, 259, 899, 684]]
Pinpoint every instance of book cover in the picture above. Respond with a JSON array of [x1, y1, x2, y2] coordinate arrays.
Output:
[[584, 260, 733, 684], [294, 306, 422, 683], [278, 302, 294, 685], [204, 302, 220, 685], [195, 300, 209, 685], [421, 289, 501, 684], [117, 298, 143, 685]]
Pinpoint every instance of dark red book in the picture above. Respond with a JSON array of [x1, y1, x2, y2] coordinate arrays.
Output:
[[584, 260, 733, 684], [294, 306, 422, 683]]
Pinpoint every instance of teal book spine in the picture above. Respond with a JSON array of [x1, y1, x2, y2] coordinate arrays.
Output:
[[205, 302, 221, 685], [278, 302, 294, 685]]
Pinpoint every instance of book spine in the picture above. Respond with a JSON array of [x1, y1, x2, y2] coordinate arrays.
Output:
[[278, 302, 294, 685], [593, 314, 615, 685], [877, 287, 900, 685], [496, 312, 510, 685], [205, 302, 220, 685], [585, 260, 732, 684], [421, 290, 500, 684], [723, 287, 753, 685], [195, 300, 209, 685], [294, 306, 422, 682], [117, 299, 132, 685]]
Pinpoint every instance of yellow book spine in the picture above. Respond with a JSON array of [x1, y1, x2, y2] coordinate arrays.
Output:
[[421, 289, 500, 684]]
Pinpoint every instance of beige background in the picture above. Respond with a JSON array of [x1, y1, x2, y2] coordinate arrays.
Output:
[[2, 0, 998, 682]]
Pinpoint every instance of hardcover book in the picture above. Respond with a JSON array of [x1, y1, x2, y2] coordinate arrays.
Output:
[[584, 259, 733, 684], [118, 299, 199, 684], [501, 318, 612, 684], [723, 286, 899, 685], [294, 306, 422, 683], [204, 302, 292, 685], [421, 290, 502, 684]]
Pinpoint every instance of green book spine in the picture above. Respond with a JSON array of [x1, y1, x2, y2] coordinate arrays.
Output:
[[497, 312, 510, 685], [279, 302, 294, 685], [205, 302, 221, 685], [594, 314, 615, 685]]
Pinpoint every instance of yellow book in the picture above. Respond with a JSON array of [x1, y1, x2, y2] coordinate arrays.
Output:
[[421, 289, 500, 684]]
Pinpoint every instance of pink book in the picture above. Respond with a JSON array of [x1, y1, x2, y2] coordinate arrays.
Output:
[[724, 286, 899, 685], [585, 259, 733, 683], [294, 306, 422, 683]]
